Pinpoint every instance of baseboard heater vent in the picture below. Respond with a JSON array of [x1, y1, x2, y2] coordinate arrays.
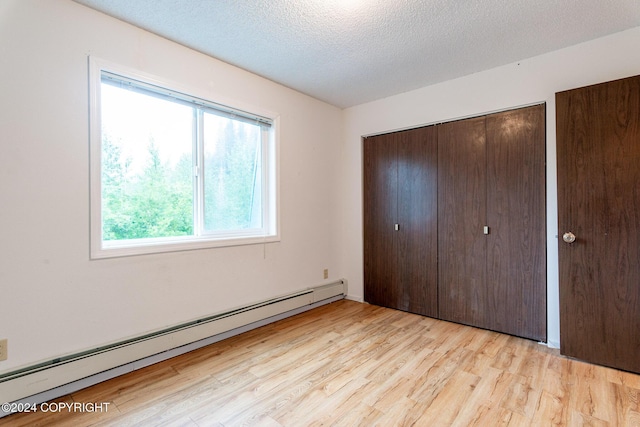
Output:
[[0, 280, 346, 408]]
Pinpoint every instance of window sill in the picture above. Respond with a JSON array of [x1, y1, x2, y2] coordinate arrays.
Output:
[[91, 234, 280, 259]]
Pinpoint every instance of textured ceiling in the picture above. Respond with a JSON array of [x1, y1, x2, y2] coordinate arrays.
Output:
[[73, 0, 640, 108]]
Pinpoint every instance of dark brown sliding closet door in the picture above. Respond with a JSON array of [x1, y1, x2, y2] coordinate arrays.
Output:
[[365, 105, 546, 341], [438, 106, 546, 341], [437, 117, 488, 327], [397, 127, 438, 317], [363, 127, 438, 317], [485, 105, 546, 341], [363, 132, 398, 309]]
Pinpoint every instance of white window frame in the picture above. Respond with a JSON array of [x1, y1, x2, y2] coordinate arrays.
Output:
[[89, 57, 279, 259]]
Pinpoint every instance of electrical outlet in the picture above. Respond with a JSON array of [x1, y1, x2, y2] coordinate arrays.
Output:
[[0, 339, 7, 361], [323, 269, 329, 279]]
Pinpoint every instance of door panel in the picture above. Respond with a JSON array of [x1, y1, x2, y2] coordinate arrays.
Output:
[[486, 105, 547, 341], [438, 117, 488, 327], [397, 126, 438, 317], [363, 133, 398, 308], [557, 75, 640, 373], [363, 127, 438, 317]]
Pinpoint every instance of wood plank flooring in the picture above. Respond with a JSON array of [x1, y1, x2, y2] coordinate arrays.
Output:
[[2, 300, 639, 426]]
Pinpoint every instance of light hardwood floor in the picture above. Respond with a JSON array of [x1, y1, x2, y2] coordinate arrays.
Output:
[[2, 300, 640, 426]]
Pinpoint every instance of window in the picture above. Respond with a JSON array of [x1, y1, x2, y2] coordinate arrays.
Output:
[[90, 59, 278, 258]]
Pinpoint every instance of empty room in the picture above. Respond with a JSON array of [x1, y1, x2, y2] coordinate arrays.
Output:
[[1, 0, 640, 425]]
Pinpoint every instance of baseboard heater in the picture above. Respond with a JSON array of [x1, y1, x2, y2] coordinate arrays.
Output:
[[0, 280, 347, 409]]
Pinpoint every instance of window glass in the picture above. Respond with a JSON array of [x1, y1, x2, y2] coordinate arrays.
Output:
[[90, 60, 278, 258], [202, 113, 263, 233], [101, 83, 194, 241]]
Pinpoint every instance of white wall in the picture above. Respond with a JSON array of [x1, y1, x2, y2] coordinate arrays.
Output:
[[339, 26, 640, 348], [0, 0, 342, 373]]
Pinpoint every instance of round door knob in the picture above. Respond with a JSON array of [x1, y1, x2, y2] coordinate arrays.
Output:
[[562, 232, 576, 243]]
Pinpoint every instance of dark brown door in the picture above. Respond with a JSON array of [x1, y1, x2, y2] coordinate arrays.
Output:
[[363, 132, 398, 309], [485, 105, 547, 341], [557, 75, 640, 373], [363, 127, 438, 317], [438, 107, 546, 341], [397, 127, 438, 317], [438, 117, 488, 327]]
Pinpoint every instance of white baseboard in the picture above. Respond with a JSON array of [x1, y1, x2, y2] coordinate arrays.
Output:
[[345, 294, 363, 303]]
